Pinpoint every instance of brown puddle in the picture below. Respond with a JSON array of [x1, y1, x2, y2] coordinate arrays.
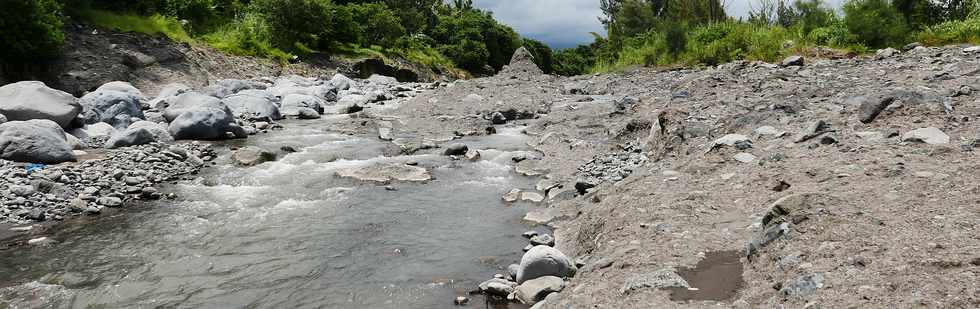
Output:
[[667, 250, 745, 302]]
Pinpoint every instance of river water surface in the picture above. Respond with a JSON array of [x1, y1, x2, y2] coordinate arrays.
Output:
[[0, 117, 540, 308]]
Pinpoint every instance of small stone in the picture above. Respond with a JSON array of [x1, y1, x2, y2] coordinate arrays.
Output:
[[780, 273, 825, 297], [755, 126, 781, 136], [503, 189, 521, 202], [733, 153, 756, 163], [964, 46, 980, 53], [529, 234, 556, 247], [902, 127, 950, 145], [794, 120, 829, 143], [464, 150, 481, 161], [9, 185, 36, 197], [522, 230, 539, 238], [574, 180, 596, 194], [84, 206, 101, 214], [521, 191, 545, 203], [97, 197, 123, 207], [479, 278, 517, 297], [454, 296, 469, 305], [713, 134, 751, 147]]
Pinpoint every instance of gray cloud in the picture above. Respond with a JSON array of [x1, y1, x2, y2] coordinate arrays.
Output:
[[473, 0, 846, 49]]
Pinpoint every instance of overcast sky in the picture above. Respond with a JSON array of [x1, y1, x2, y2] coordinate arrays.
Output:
[[472, 0, 846, 49]]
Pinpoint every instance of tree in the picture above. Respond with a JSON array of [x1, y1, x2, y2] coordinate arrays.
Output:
[[843, 0, 909, 47], [252, 0, 334, 50], [0, 0, 65, 62]]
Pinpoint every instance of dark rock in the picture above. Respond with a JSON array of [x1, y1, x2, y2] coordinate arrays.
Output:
[[781, 55, 804, 67], [78, 83, 144, 128], [858, 95, 896, 123], [443, 143, 468, 156], [491, 111, 507, 124], [168, 107, 236, 140]]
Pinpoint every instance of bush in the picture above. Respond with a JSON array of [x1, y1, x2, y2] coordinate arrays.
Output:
[[251, 0, 333, 51], [77, 9, 193, 43], [346, 3, 406, 47], [916, 17, 980, 44], [807, 20, 855, 46], [202, 12, 293, 62], [0, 0, 65, 61], [553, 45, 596, 76], [843, 0, 909, 48]]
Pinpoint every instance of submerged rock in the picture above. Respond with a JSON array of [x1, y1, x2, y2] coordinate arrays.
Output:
[[232, 146, 277, 166], [336, 163, 431, 182]]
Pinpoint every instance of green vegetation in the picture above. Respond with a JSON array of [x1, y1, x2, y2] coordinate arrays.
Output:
[[2, 0, 525, 76], [554, 0, 980, 75], [0, 0, 65, 61], [75, 10, 194, 44]]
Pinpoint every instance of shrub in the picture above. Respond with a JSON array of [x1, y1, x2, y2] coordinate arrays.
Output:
[[0, 0, 65, 61], [251, 0, 334, 51], [807, 21, 855, 46], [347, 3, 406, 47], [843, 0, 909, 48], [76, 9, 193, 43], [201, 12, 293, 62], [916, 17, 980, 44]]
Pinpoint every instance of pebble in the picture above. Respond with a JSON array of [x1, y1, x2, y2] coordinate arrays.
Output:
[[454, 296, 469, 305], [529, 234, 556, 247], [733, 153, 756, 163], [902, 127, 950, 145]]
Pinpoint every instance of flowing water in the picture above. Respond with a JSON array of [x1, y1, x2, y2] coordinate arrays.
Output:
[[0, 117, 541, 308]]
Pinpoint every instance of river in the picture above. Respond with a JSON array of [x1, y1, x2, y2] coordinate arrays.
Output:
[[0, 116, 542, 308]]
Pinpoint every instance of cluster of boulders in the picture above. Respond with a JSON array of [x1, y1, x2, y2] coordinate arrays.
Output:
[[0, 72, 423, 224], [468, 231, 577, 307]]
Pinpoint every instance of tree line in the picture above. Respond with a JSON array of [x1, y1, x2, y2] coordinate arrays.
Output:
[[547, 0, 980, 75], [0, 0, 535, 76], [2, 0, 978, 77]]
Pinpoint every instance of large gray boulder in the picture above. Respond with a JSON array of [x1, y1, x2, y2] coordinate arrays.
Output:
[[330, 73, 353, 90], [69, 122, 116, 139], [78, 86, 145, 128], [281, 94, 325, 116], [224, 92, 282, 121], [96, 81, 142, 98], [0, 81, 82, 129], [516, 246, 577, 284], [0, 119, 76, 163], [168, 107, 235, 140], [105, 127, 156, 149], [163, 92, 233, 122], [127, 121, 173, 142], [202, 79, 266, 98]]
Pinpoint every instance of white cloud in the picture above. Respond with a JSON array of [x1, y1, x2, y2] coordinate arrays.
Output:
[[473, 0, 847, 48]]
